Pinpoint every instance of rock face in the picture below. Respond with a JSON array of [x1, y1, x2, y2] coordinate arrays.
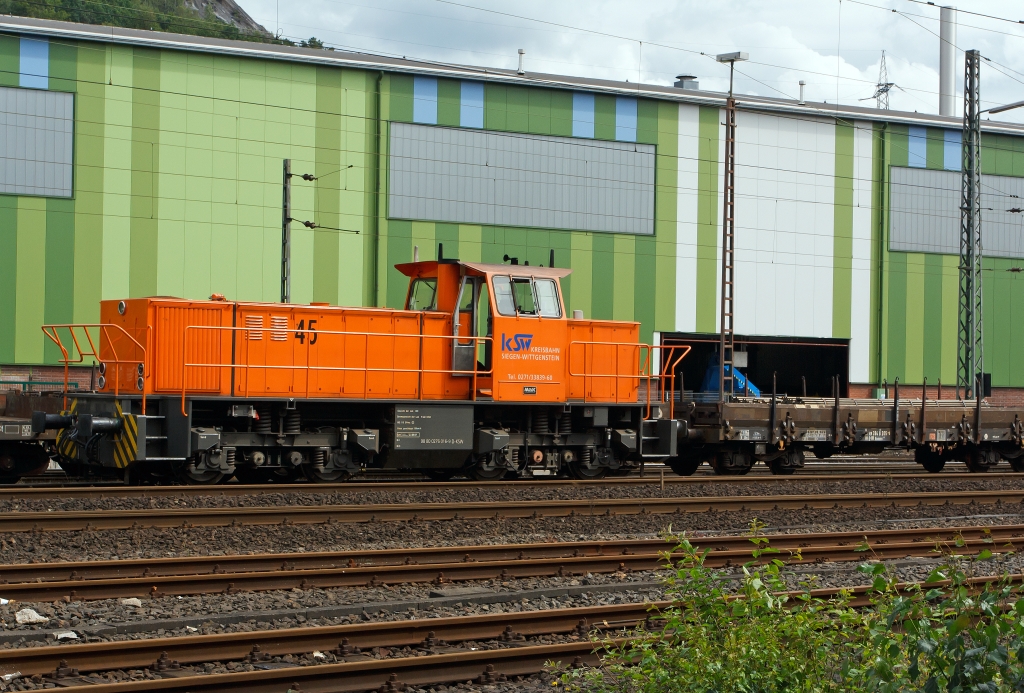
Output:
[[183, 0, 270, 36]]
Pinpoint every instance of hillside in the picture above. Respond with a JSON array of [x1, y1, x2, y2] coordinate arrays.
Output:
[[0, 0, 271, 41]]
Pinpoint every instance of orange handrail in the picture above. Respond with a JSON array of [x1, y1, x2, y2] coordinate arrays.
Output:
[[180, 325, 493, 416], [41, 324, 149, 412], [568, 340, 691, 419]]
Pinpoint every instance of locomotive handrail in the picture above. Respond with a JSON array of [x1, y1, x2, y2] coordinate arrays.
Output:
[[41, 324, 149, 412], [179, 325, 493, 416], [568, 341, 691, 419]]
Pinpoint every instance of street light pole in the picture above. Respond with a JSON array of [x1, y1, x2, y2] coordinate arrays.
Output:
[[715, 51, 748, 404]]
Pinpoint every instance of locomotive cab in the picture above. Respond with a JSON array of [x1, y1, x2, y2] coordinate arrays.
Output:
[[396, 258, 571, 401]]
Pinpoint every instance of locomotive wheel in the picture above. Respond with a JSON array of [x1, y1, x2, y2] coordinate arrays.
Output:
[[172, 459, 226, 485], [567, 460, 607, 480], [0, 475, 18, 486], [423, 469, 459, 482], [233, 467, 272, 484], [471, 465, 507, 480], [268, 466, 302, 483], [302, 465, 352, 483], [667, 456, 701, 476], [1010, 457, 1024, 473]]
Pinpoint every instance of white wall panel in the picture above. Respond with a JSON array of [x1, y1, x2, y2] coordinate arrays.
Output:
[[850, 122, 875, 383], [675, 104, 700, 332], [734, 111, 835, 338]]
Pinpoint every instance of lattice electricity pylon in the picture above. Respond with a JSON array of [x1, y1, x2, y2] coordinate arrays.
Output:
[[861, 50, 894, 110], [958, 49, 984, 398]]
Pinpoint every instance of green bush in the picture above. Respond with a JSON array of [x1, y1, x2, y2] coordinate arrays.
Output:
[[563, 525, 1024, 692]]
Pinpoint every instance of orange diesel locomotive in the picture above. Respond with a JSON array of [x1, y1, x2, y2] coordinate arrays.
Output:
[[33, 255, 680, 483]]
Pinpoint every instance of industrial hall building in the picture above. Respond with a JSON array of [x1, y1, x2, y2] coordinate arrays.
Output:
[[1, 15, 1023, 401]]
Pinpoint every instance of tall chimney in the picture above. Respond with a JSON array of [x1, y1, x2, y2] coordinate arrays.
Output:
[[939, 6, 956, 116]]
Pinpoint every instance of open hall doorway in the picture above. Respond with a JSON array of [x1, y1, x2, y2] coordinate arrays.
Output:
[[659, 333, 851, 398]]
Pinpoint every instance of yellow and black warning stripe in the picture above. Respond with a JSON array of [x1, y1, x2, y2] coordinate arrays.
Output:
[[55, 399, 78, 460], [112, 400, 139, 469]]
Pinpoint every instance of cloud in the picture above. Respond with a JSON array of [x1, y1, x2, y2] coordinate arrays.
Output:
[[239, 0, 1024, 122]]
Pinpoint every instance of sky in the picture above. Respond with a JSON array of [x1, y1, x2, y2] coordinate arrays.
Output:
[[239, 0, 1024, 124]]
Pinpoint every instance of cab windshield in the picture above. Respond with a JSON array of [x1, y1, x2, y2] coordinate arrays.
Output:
[[406, 278, 437, 310], [491, 275, 561, 317]]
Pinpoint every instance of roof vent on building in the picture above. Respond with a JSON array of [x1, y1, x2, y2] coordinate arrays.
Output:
[[674, 74, 699, 89]]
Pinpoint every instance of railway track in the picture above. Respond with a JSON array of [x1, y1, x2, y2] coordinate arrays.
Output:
[[1, 462, 999, 499], [1, 489, 1023, 532], [5, 572, 1020, 692], [0, 523, 1018, 602], [1, 601, 650, 678]]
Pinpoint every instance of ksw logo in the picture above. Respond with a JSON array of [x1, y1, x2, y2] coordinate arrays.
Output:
[[501, 333, 533, 352]]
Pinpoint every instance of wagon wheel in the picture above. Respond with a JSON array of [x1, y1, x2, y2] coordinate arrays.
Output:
[[914, 446, 945, 473], [966, 449, 998, 473], [768, 458, 796, 475], [667, 456, 701, 477]]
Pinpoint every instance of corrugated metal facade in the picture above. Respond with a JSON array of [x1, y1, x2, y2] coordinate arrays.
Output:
[[1, 29, 1023, 388], [387, 122, 656, 234], [890, 166, 1024, 258], [0, 86, 74, 196]]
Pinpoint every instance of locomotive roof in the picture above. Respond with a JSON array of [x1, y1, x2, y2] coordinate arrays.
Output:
[[395, 260, 572, 279]]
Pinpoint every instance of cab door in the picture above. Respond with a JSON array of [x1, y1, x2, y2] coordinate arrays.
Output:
[[489, 274, 567, 402]]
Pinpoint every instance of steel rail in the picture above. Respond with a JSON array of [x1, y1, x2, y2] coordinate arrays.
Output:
[[24, 642, 607, 693], [3, 490, 1024, 532], [1, 524, 1020, 601], [0, 466, 1008, 500], [13, 573, 1024, 691], [2, 601, 653, 677]]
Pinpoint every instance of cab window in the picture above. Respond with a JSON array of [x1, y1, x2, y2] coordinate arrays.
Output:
[[492, 276, 516, 316], [512, 278, 536, 315], [406, 278, 437, 311], [535, 279, 561, 317]]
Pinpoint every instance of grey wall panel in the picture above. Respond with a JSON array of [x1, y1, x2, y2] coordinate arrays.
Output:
[[389, 122, 655, 235], [0, 86, 73, 198], [890, 165, 1024, 258]]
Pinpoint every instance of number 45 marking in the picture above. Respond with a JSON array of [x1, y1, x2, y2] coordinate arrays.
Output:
[[294, 319, 318, 345]]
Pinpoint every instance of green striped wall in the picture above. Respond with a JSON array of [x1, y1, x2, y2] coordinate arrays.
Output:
[[981, 133, 1024, 387], [0, 35, 377, 365], [1, 30, 1024, 387], [878, 126, 1024, 387], [378, 75, 679, 342]]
